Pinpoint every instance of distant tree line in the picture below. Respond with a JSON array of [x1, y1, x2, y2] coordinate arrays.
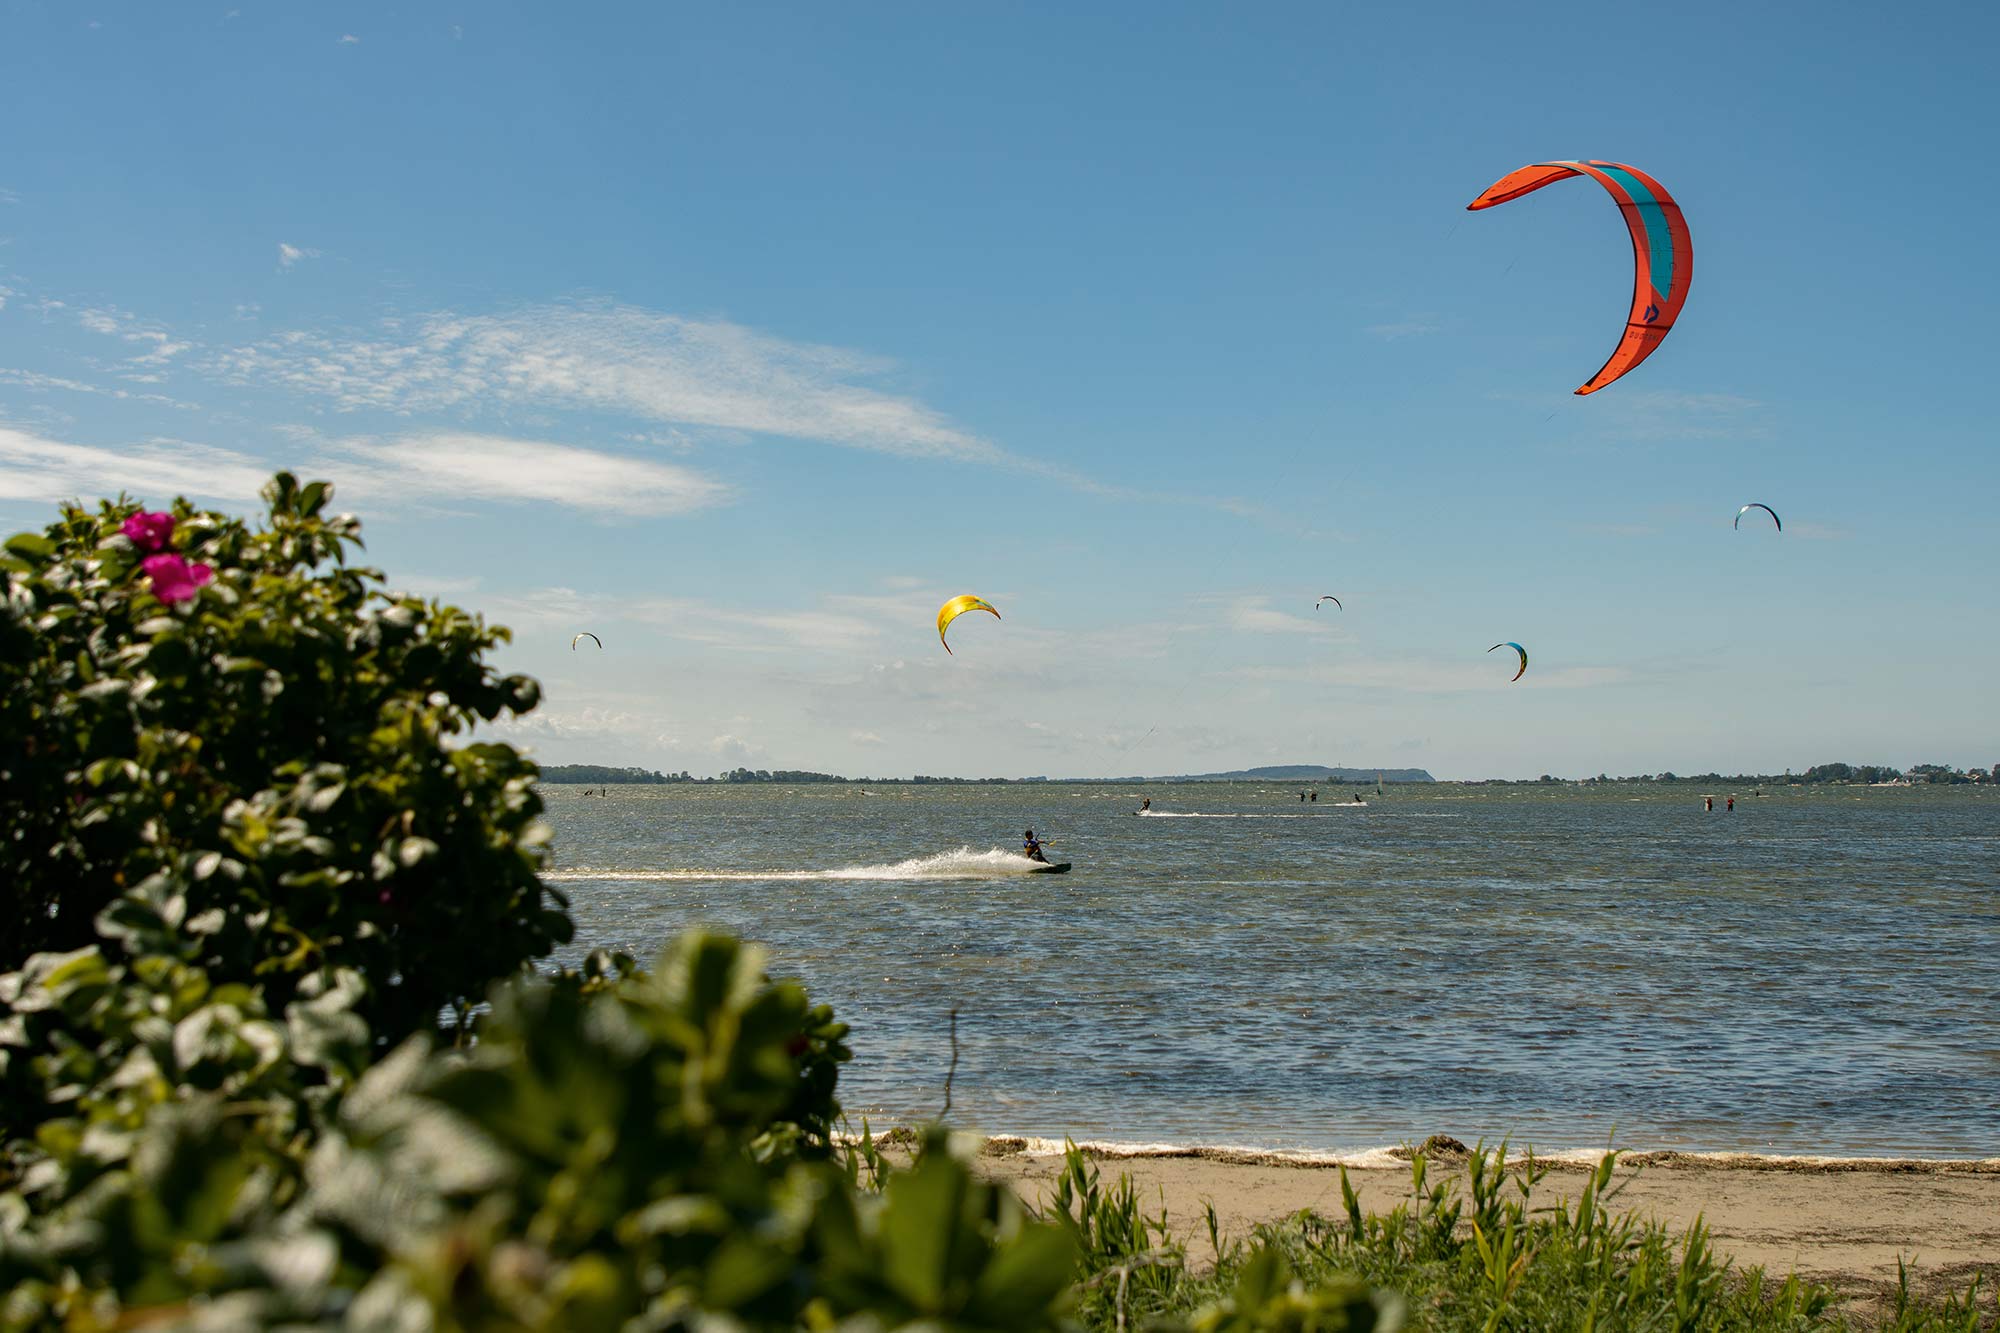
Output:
[[720, 768, 850, 783], [1519, 762, 1997, 786], [544, 766, 1046, 785], [539, 764, 693, 784]]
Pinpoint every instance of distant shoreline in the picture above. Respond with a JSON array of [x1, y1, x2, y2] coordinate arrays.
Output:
[[537, 766, 1991, 788]]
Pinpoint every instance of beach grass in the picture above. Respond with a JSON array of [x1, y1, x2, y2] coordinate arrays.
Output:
[[1046, 1140, 1995, 1331]]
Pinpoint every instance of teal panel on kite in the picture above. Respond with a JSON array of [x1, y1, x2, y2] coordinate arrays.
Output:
[[1488, 641, 1528, 682]]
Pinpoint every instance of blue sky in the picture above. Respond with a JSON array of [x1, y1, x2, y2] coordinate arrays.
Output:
[[3, 0, 1994, 779]]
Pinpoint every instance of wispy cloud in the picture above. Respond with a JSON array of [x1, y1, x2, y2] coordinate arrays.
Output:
[[1238, 658, 1630, 693], [0, 366, 202, 411], [1366, 314, 1442, 341], [0, 427, 270, 504], [328, 432, 732, 518], [480, 584, 889, 656], [75, 306, 192, 366], [1779, 519, 1850, 542], [211, 302, 1004, 463], [1593, 389, 1769, 442], [337, 34, 360, 45], [1228, 595, 1332, 635], [277, 242, 321, 269]]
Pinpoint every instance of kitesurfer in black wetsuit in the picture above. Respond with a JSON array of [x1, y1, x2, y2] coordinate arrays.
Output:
[[1022, 829, 1050, 863]]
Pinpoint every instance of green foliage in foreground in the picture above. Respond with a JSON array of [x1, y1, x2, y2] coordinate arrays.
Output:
[[1050, 1142, 1995, 1333], [1, 926, 1077, 1330], [0, 473, 567, 1041]]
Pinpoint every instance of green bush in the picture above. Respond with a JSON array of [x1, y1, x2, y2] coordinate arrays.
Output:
[[1, 929, 1082, 1332], [0, 474, 569, 1041]]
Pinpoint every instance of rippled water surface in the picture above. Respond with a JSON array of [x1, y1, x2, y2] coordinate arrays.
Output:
[[543, 782, 2000, 1156]]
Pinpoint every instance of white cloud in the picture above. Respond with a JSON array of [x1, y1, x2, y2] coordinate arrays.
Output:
[[0, 367, 202, 411], [278, 242, 321, 269], [0, 427, 270, 504], [1778, 520, 1850, 542], [709, 734, 765, 765], [1366, 314, 1442, 340], [328, 432, 731, 518], [213, 302, 1003, 463], [386, 572, 483, 600], [850, 730, 886, 746], [477, 582, 891, 656], [1590, 389, 1769, 442], [1229, 596, 1332, 635], [73, 306, 192, 366], [337, 33, 360, 44], [1238, 658, 1630, 693]]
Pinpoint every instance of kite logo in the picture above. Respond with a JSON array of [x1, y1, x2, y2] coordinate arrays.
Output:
[[1643, 303, 1660, 324]]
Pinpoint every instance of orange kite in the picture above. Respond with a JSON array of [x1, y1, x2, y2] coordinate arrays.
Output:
[[1468, 161, 1692, 395]]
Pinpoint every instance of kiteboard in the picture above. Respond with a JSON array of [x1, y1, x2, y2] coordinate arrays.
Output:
[[1027, 862, 1071, 874]]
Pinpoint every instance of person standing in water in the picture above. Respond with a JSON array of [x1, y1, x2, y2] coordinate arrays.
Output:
[[1727, 796, 1735, 811], [1705, 796, 1713, 812], [1022, 829, 1050, 863]]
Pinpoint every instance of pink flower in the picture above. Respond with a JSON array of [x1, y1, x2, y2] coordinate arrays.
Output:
[[141, 554, 214, 604], [121, 511, 176, 553]]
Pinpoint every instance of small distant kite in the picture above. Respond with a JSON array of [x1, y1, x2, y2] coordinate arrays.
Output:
[[936, 595, 1000, 655], [1466, 160, 1692, 395], [571, 632, 602, 651], [1734, 503, 1781, 532], [1488, 641, 1528, 682], [1315, 595, 1342, 611]]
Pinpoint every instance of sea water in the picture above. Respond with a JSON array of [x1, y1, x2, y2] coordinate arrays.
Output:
[[542, 782, 2000, 1158]]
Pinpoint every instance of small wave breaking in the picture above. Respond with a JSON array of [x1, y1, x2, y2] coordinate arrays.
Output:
[[1137, 807, 1367, 819], [547, 846, 1052, 883]]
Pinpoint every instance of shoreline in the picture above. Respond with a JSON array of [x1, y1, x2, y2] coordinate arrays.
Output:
[[953, 1133, 2000, 1310], [968, 1134, 2000, 1175]]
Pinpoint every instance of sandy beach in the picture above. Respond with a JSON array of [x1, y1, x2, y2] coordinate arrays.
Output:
[[975, 1139, 2000, 1311]]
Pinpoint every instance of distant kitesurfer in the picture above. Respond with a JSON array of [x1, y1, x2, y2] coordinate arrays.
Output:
[[1353, 793, 1363, 804], [1727, 796, 1735, 811], [1139, 797, 1151, 813], [1309, 789, 1318, 802], [1023, 829, 1050, 863], [1705, 797, 1713, 812]]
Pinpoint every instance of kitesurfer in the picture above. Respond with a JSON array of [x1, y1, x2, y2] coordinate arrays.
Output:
[[1727, 796, 1735, 811], [1139, 798, 1151, 813], [1705, 797, 1713, 812], [1310, 789, 1318, 802], [1023, 829, 1050, 864]]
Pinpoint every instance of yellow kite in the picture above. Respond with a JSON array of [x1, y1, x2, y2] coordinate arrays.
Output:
[[937, 595, 1000, 654]]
